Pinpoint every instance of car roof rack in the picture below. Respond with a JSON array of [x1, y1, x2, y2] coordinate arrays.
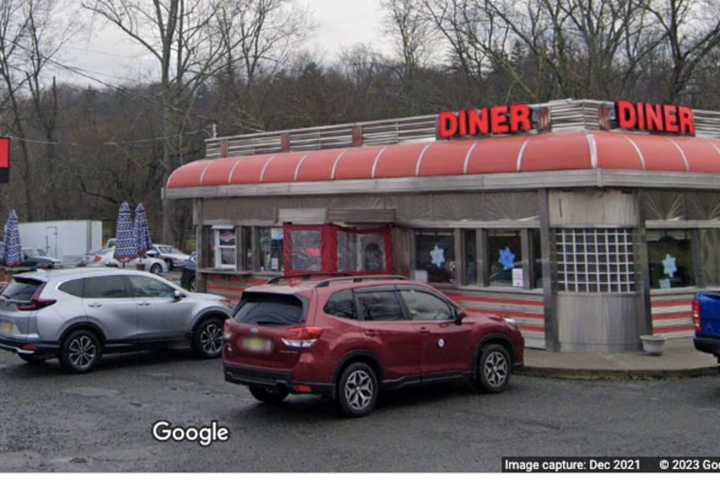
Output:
[[266, 273, 351, 285], [315, 275, 407, 288]]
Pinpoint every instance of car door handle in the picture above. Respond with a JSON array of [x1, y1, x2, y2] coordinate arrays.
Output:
[[365, 329, 377, 337], [137, 302, 151, 307], [419, 327, 429, 334], [87, 303, 102, 308]]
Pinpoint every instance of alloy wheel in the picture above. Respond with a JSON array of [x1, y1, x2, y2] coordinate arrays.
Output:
[[200, 323, 223, 355], [68, 335, 97, 370], [344, 369, 374, 411], [483, 351, 508, 388]]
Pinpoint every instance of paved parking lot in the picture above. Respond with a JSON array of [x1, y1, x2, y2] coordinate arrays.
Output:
[[0, 348, 718, 472]]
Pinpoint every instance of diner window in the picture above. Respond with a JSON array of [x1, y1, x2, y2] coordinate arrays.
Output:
[[414, 230, 455, 283], [258, 227, 284, 272], [556, 228, 635, 293], [701, 229, 720, 286], [290, 230, 322, 272], [488, 230, 523, 287], [648, 230, 695, 289], [463, 230, 478, 285], [338, 230, 387, 273], [213, 227, 236, 269]]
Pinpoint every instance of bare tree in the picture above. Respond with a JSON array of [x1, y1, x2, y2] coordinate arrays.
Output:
[[0, 0, 74, 221], [82, 0, 226, 245], [381, 0, 438, 113], [642, 0, 720, 102]]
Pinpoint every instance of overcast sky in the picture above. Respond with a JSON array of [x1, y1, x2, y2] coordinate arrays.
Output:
[[59, 0, 390, 87]]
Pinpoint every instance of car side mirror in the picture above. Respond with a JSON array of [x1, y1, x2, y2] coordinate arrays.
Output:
[[173, 290, 186, 301], [456, 310, 467, 325]]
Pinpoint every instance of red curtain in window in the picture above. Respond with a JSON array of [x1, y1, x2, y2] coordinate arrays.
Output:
[[282, 224, 393, 276]]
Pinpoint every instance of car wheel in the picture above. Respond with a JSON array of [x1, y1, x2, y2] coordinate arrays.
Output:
[[18, 353, 45, 365], [192, 317, 224, 358], [475, 344, 511, 393], [337, 362, 378, 417], [59, 329, 102, 374], [248, 385, 289, 404], [149, 263, 162, 275]]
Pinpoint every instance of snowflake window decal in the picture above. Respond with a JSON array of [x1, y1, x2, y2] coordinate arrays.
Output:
[[662, 253, 677, 278], [498, 247, 516, 271], [430, 244, 445, 267]]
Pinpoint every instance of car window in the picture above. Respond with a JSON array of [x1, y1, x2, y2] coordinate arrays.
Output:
[[2, 278, 44, 302], [400, 289, 454, 321], [83, 275, 131, 299], [59, 279, 84, 297], [324, 290, 357, 319], [234, 292, 304, 325], [355, 290, 404, 321], [128, 276, 176, 298]]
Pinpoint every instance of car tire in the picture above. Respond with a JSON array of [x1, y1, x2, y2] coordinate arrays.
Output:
[[192, 317, 225, 358], [336, 362, 379, 417], [59, 329, 102, 374], [18, 353, 45, 365], [149, 263, 163, 275], [248, 385, 289, 404], [475, 343, 511, 393]]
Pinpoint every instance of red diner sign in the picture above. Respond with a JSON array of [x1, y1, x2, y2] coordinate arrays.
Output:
[[437, 104, 534, 139], [614, 100, 695, 136]]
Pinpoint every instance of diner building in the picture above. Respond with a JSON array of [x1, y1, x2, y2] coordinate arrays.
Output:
[[165, 99, 720, 352]]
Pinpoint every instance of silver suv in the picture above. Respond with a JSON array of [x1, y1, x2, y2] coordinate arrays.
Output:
[[0, 268, 232, 373]]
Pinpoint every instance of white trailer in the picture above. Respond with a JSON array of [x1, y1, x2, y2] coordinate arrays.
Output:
[[18, 220, 103, 265]]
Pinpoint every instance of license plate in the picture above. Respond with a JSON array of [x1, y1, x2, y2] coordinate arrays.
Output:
[[1, 321, 12, 335], [241, 337, 272, 353]]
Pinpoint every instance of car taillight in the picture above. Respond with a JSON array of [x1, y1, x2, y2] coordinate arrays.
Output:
[[93, 255, 101, 262], [17, 284, 56, 311], [693, 299, 702, 334], [281, 326, 323, 349]]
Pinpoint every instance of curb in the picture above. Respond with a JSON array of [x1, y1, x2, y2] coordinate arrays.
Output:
[[516, 365, 720, 381]]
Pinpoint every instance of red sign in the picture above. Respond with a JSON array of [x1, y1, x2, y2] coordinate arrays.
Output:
[[437, 104, 534, 139], [0, 137, 10, 184], [615, 100, 695, 136]]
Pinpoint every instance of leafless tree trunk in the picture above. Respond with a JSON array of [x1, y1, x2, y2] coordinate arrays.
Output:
[[83, 0, 226, 244]]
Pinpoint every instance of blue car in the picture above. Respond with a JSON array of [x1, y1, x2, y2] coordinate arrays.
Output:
[[693, 292, 720, 363]]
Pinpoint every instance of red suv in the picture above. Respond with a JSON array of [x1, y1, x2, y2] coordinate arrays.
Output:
[[223, 275, 524, 417]]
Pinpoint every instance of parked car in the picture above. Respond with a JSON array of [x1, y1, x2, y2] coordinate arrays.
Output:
[[0, 268, 233, 373], [223, 275, 525, 417], [693, 293, 720, 363], [147, 244, 190, 270], [82, 247, 169, 275], [181, 252, 197, 291], [22, 248, 62, 269]]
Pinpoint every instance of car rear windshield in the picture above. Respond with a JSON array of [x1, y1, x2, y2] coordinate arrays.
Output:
[[2, 278, 44, 302], [234, 292, 304, 326]]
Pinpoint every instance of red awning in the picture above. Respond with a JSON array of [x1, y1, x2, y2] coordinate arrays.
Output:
[[166, 131, 720, 190]]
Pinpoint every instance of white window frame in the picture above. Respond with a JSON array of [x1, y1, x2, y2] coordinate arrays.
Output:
[[213, 226, 237, 270]]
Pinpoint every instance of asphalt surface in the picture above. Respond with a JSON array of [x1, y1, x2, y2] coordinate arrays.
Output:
[[0, 348, 718, 472]]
